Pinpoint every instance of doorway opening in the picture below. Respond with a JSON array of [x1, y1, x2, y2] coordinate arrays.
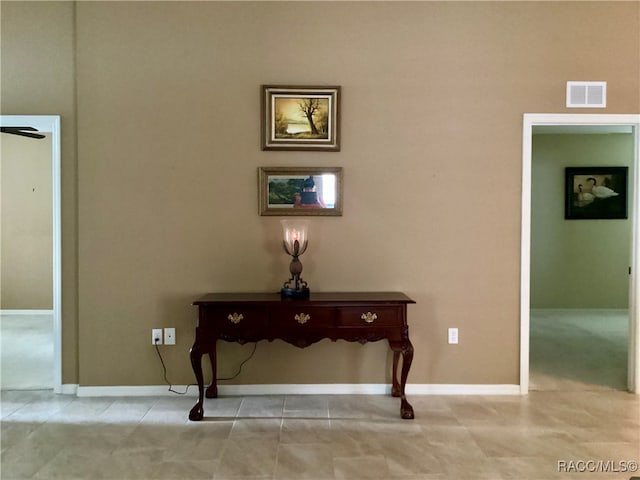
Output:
[[0, 115, 61, 392], [521, 114, 640, 394], [530, 125, 633, 390]]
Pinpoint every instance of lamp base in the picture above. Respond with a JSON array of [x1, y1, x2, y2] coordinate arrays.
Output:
[[281, 287, 310, 299]]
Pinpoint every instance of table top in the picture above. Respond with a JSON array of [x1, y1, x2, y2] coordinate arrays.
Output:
[[194, 292, 415, 306]]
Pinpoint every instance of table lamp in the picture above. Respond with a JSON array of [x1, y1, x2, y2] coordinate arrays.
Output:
[[280, 219, 310, 299]]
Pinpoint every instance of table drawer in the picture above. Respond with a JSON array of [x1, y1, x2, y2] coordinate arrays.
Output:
[[199, 306, 268, 330], [336, 306, 403, 327], [269, 307, 336, 328]]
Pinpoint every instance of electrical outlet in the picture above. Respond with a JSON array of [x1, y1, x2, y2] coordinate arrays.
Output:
[[448, 327, 459, 344], [164, 327, 176, 345], [152, 328, 163, 345]]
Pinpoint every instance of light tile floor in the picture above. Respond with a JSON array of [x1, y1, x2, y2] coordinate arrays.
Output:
[[1, 390, 639, 479]]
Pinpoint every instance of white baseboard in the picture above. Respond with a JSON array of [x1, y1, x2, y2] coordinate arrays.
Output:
[[76, 385, 195, 397], [58, 384, 78, 395], [75, 383, 521, 397], [531, 308, 628, 314], [221, 384, 391, 396], [0, 309, 54, 315], [407, 384, 520, 395]]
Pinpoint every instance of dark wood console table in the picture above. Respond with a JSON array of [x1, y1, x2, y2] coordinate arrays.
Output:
[[188, 292, 416, 420]]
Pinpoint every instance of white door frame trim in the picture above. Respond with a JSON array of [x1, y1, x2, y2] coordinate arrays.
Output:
[[1, 115, 62, 392], [521, 113, 640, 394]]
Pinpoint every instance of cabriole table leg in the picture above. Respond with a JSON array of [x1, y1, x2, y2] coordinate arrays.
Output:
[[399, 339, 414, 419], [188, 337, 205, 421], [205, 342, 218, 398], [391, 350, 401, 397]]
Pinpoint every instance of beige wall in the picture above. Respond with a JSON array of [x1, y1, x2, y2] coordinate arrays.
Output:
[[531, 133, 634, 309], [3, 1, 639, 387], [1, 134, 53, 309]]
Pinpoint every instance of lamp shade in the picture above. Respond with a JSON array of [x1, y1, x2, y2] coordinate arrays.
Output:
[[281, 219, 309, 252]]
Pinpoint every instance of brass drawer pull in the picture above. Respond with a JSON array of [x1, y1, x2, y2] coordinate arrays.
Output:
[[295, 313, 310, 324], [361, 312, 378, 323], [228, 313, 244, 324]]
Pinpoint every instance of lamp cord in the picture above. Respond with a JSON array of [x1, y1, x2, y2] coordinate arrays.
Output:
[[153, 342, 258, 394], [153, 343, 195, 395], [219, 342, 258, 381]]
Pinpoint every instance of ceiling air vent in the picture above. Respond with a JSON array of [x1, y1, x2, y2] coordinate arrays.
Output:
[[566, 81, 607, 108]]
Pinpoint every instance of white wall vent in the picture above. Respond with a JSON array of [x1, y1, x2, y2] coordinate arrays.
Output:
[[566, 81, 607, 108]]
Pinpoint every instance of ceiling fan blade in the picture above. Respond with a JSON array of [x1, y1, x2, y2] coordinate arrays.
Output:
[[0, 126, 46, 139]]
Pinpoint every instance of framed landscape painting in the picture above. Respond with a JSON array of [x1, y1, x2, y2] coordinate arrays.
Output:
[[261, 85, 340, 151], [565, 166, 628, 219], [258, 166, 343, 216]]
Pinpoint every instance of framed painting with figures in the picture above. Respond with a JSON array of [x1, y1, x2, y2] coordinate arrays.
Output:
[[565, 167, 628, 219]]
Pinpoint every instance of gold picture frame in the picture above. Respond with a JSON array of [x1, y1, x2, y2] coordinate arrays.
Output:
[[258, 166, 343, 216], [261, 85, 341, 151]]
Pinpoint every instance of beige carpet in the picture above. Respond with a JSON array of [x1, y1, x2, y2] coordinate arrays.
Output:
[[0, 313, 53, 390], [530, 309, 628, 391]]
